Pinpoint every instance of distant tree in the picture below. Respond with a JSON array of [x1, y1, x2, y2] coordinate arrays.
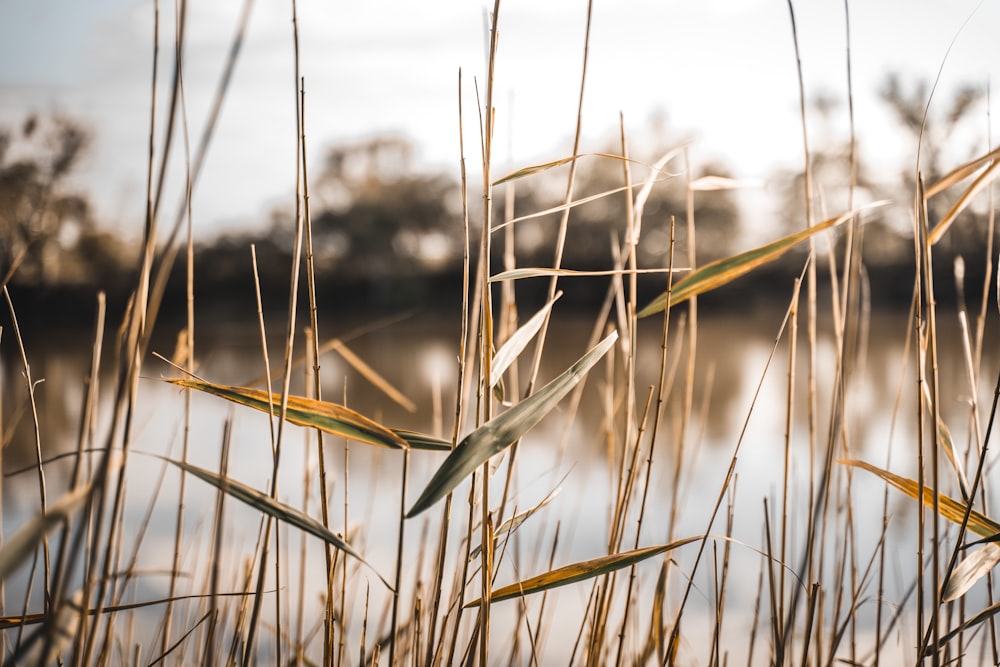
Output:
[[774, 76, 989, 271], [296, 135, 464, 278], [0, 114, 126, 287], [879, 73, 990, 256], [500, 135, 740, 272]]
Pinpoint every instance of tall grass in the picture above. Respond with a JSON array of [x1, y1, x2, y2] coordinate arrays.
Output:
[[2, 2, 1000, 666]]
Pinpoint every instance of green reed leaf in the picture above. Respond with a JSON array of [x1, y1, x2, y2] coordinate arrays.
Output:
[[391, 429, 452, 451], [161, 456, 392, 589], [406, 330, 618, 518], [464, 537, 699, 607], [166, 379, 412, 449], [637, 202, 888, 318]]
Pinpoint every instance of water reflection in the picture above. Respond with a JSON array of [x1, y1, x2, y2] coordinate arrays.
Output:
[[1, 305, 997, 662]]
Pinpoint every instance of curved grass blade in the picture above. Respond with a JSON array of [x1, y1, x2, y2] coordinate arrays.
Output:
[[166, 379, 408, 449], [406, 330, 618, 518], [464, 536, 700, 607], [632, 147, 684, 244], [490, 292, 562, 390], [689, 175, 764, 191], [927, 158, 1000, 246], [0, 484, 91, 579], [925, 143, 1000, 199], [469, 483, 563, 561], [493, 183, 648, 233], [637, 202, 889, 318], [492, 152, 673, 188], [921, 382, 970, 500], [943, 544, 1000, 602], [391, 429, 452, 452], [0, 590, 261, 630], [327, 339, 417, 413], [159, 455, 392, 589], [490, 267, 678, 283], [493, 155, 579, 186], [926, 598, 1000, 656], [840, 459, 1000, 538]]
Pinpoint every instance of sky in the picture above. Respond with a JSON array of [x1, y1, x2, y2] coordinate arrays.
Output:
[[0, 0, 997, 242]]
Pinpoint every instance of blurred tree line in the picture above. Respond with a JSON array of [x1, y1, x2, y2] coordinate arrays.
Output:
[[1, 73, 995, 320], [0, 115, 130, 289]]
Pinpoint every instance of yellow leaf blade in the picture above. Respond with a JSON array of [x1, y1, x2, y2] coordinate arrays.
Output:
[[840, 459, 1000, 538], [638, 202, 887, 318], [464, 537, 699, 607], [166, 379, 408, 449], [927, 158, 1000, 245]]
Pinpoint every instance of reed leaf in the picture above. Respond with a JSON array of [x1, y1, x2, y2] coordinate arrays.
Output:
[[469, 485, 562, 561], [926, 598, 1000, 655], [493, 183, 649, 233], [0, 590, 259, 630], [159, 456, 392, 589], [391, 429, 452, 452], [464, 536, 700, 607], [924, 144, 1000, 199], [943, 544, 1000, 602], [493, 155, 579, 185], [840, 459, 1000, 538], [0, 484, 91, 579], [165, 379, 411, 449], [406, 330, 618, 518], [927, 158, 1000, 245], [632, 147, 683, 244], [490, 292, 561, 390], [492, 152, 670, 187], [327, 339, 417, 413], [689, 175, 763, 191], [637, 202, 888, 318], [490, 267, 677, 283]]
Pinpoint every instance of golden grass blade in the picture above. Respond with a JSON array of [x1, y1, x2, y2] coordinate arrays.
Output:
[[927, 158, 1000, 245], [637, 202, 888, 318], [689, 175, 764, 191], [490, 292, 561, 390], [943, 544, 1000, 602], [0, 484, 91, 579], [632, 147, 683, 244], [406, 331, 618, 518], [165, 379, 408, 449], [464, 536, 700, 607], [469, 485, 562, 561], [490, 267, 679, 283], [493, 155, 578, 186], [840, 459, 1000, 538], [328, 339, 417, 413], [925, 144, 1000, 199], [936, 418, 970, 500], [159, 455, 393, 589], [492, 152, 671, 188], [493, 183, 648, 233]]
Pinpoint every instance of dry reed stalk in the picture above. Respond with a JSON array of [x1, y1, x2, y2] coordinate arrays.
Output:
[[205, 417, 232, 666], [162, 4, 198, 652]]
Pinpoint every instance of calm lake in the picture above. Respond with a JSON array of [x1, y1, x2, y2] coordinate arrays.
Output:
[[2, 303, 997, 664]]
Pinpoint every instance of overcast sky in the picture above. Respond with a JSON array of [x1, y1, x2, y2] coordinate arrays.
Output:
[[1, 0, 997, 240]]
